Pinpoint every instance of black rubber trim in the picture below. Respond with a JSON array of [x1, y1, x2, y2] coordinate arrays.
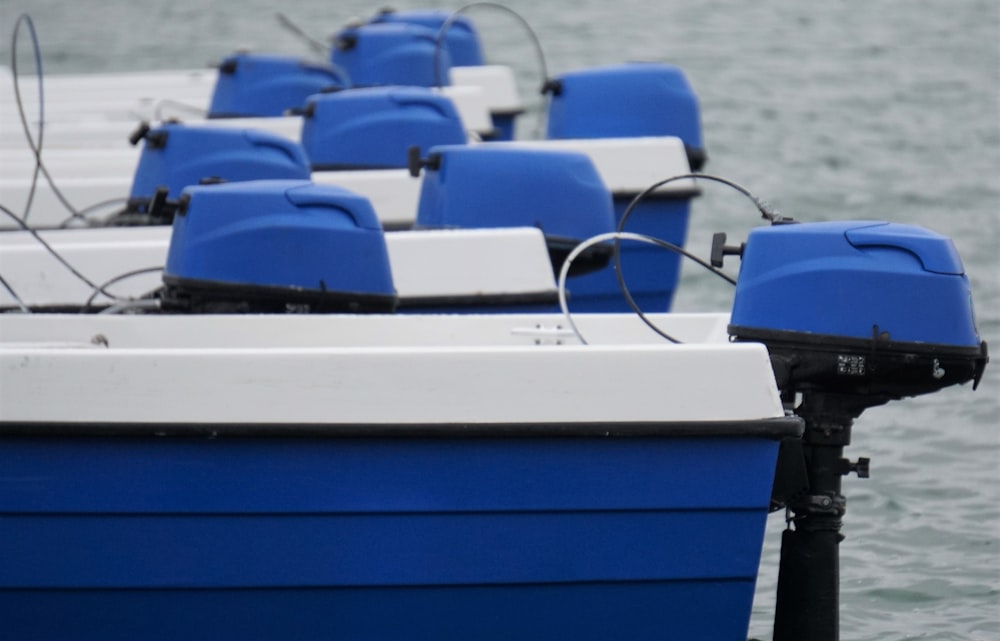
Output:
[[206, 112, 250, 119], [0, 416, 804, 439], [729, 325, 986, 358], [472, 128, 503, 141], [161, 275, 398, 314], [397, 291, 559, 309], [686, 145, 708, 172], [310, 162, 405, 171], [613, 187, 702, 201], [490, 108, 527, 117]]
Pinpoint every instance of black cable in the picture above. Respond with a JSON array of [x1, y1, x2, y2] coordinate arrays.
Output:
[[434, 2, 549, 87], [608, 233, 734, 345], [618, 173, 777, 234], [152, 98, 207, 121], [0, 273, 31, 313], [10, 14, 86, 224], [273, 12, 352, 86], [432, 3, 550, 98], [612, 172, 777, 343], [557, 230, 725, 345], [10, 14, 44, 222], [84, 267, 164, 309], [0, 202, 121, 301], [57, 197, 130, 228], [620, 234, 733, 345], [275, 12, 329, 57]]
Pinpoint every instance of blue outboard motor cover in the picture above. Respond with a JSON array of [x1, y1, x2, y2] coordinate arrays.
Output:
[[368, 8, 485, 67], [301, 87, 466, 170], [546, 62, 705, 170], [415, 145, 614, 248], [331, 22, 452, 87], [209, 53, 345, 118], [128, 123, 311, 203], [163, 180, 396, 312], [729, 221, 982, 347]]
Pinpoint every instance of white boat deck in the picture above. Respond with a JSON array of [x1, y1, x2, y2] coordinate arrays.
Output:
[[0, 136, 695, 230], [0, 60, 695, 230], [0, 312, 784, 425], [0, 65, 775, 430], [0, 64, 507, 143], [0, 225, 558, 308]]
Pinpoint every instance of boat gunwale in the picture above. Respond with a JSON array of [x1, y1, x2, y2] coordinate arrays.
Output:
[[0, 416, 804, 439]]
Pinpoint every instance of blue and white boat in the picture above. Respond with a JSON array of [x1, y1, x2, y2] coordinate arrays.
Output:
[[0, 193, 988, 641], [0, 310, 798, 641], [1, 6, 705, 314], [0, 7, 990, 641]]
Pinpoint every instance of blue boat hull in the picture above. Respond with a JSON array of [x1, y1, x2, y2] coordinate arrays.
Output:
[[0, 424, 797, 640]]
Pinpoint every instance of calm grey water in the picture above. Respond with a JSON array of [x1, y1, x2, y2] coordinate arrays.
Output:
[[2, 1, 998, 638]]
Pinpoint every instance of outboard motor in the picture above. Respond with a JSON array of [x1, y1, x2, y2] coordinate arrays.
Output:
[[411, 145, 616, 307], [331, 22, 451, 87], [722, 220, 988, 641], [368, 8, 485, 67], [161, 180, 396, 313], [545, 62, 705, 171], [543, 62, 705, 312], [351, 8, 521, 140], [110, 123, 311, 225], [301, 87, 467, 170], [208, 52, 346, 118]]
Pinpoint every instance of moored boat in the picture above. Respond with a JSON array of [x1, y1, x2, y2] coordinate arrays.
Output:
[[0, 7, 991, 641], [1, 6, 705, 313], [0, 204, 989, 640], [0, 143, 694, 313], [0, 310, 797, 640]]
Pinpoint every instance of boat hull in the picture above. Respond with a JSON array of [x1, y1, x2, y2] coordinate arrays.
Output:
[[0, 424, 795, 640]]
